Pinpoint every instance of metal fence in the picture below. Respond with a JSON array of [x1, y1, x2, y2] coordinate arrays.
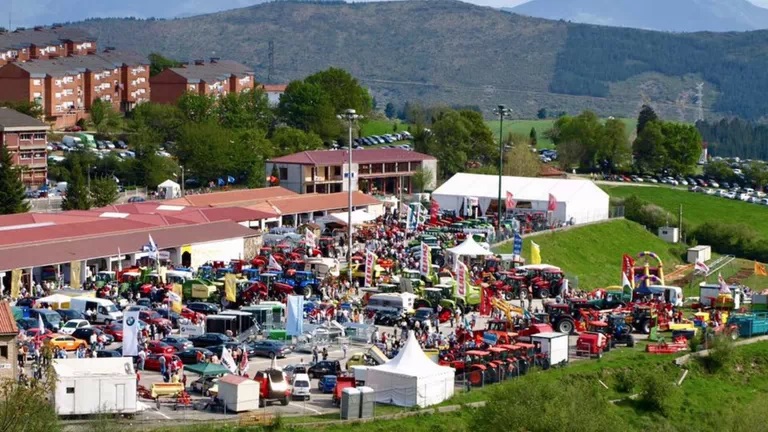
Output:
[[27, 189, 148, 213]]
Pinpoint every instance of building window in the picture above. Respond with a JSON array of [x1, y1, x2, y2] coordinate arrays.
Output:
[[34, 133, 45, 140], [19, 133, 32, 141], [0, 346, 7, 359], [66, 387, 75, 394], [279, 167, 288, 180], [333, 166, 341, 176]]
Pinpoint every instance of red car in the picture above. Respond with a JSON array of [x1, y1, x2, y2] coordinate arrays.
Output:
[[146, 341, 176, 355], [139, 310, 172, 328], [105, 322, 124, 341], [26, 328, 53, 340], [144, 354, 182, 372], [181, 307, 205, 324]]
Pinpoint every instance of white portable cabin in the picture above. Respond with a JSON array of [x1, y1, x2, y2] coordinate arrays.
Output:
[[647, 285, 684, 307], [530, 332, 569, 367], [365, 293, 417, 314], [53, 358, 138, 416], [217, 374, 260, 412]]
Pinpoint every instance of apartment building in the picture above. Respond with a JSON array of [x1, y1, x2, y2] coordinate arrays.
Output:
[[0, 51, 149, 128], [0, 107, 50, 187], [150, 59, 255, 104], [0, 27, 96, 66], [266, 149, 438, 195]]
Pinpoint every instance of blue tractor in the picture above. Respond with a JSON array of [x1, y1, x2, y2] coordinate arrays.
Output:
[[607, 314, 635, 348]]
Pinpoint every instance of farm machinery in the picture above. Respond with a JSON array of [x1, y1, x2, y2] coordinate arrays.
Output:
[[575, 321, 613, 358]]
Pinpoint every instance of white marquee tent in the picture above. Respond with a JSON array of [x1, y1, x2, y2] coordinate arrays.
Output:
[[157, 179, 181, 199], [446, 236, 494, 257], [365, 331, 455, 407], [432, 173, 609, 225], [325, 209, 377, 226]]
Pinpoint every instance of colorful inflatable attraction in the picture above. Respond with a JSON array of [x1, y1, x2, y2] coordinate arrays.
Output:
[[622, 252, 665, 289]]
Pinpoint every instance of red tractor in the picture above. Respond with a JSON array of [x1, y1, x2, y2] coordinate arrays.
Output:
[[464, 350, 495, 386], [525, 269, 565, 299], [575, 321, 612, 358], [253, 369, 291, 407]]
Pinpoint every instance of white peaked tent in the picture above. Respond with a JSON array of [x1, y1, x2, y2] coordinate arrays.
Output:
[[327, 209, 377, 226], [446, 236, 494, 257], [157, 179, 181, 199], [365, 331, 455, 407]]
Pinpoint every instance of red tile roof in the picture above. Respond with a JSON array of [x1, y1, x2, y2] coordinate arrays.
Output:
[[259, 192, 381, 215], [0, 302, 18, 335], [164, 187, 297, 207], [0, 212, 100, 228], [90, 204, 278, 222], [0, 221, 258, 272], [0, 218, 154, 247], [268, 149, 435, 165], [261, 84, 287, 92], [538, 165, 567, 178]]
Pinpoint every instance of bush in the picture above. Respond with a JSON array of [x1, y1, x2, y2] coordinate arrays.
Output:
[[636, 371, 680, 416], [614, 369, 639, 393], [623, 195, 691, 234], [698, 335, 737, 374], [690, 222, 768, 262]]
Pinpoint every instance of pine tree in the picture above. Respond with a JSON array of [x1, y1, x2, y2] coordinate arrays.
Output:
[[530, 127, 538, 147], [90, 177, 119, 208], [0, 145, 30, 214], [61, 159, 91, 211], [637, 105, 659, 136]]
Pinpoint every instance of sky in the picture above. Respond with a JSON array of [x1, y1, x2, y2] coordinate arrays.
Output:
[[1, 0, 768, 28]]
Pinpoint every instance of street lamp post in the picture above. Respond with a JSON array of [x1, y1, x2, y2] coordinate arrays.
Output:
[[180, 165, 185, 197], [337, 109, 361, 287], [494, 104, 512, 234]]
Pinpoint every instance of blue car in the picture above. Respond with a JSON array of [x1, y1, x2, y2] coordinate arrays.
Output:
[[318, 375, 337, 393]]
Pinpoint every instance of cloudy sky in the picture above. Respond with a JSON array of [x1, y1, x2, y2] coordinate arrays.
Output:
[[1, 0, 767, 28]]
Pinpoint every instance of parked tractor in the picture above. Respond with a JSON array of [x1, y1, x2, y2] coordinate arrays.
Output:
[[519, 266, 565, 299], [464, 350, 497, 386], [607, 314, 635, 347], [575, 321, 612, 358]]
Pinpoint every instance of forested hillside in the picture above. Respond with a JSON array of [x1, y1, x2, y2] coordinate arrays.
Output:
[[70, 1, 768, 119], [697, 119, 768, 159]]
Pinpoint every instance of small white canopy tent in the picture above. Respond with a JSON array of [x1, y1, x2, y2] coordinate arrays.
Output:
[[446, 236, 494, 257], [327, 209, 377, 226], [37, 293, 73, 309], [365, 331, 455, 407], [157, 179, 181, 199]]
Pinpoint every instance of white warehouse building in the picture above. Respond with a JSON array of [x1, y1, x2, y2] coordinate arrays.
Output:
[[431, 173, 610, 225]]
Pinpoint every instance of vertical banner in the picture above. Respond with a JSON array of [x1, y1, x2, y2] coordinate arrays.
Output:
[[224, 273, 237, 302], [122, 310, 140, 357], [305, 229, 316, 248], [286, 295, 304, 336], [530, 241, 542, 265], [69, 261, 81, 289], [505, 192, 516, 211], [168, 290, 183, 314], [220, 348, 237, 373], [364, 250, 376, 287], [513, 233, 523, 257], [420, 242, 431, 276], [406, 205, 415, 232], [456, 261, 467, 297], [430, 199, 440, 224], [10, 269, 20, 298]]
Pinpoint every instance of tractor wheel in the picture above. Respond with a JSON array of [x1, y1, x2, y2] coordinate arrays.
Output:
[[538, 288, 550, 299], [556, 319, 574, 334], [640, 320, 651, 335], [504, 291, 514, 301], [627, 335, 635, 348], [302, 286, 312, 298], [281, 398, 289, 406], [540, 358, 551, 370]]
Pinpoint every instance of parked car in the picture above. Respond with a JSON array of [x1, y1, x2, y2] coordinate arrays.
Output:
[[250, 340, 292, 358], [292, 373, 311, 400], [189, 332, 233, 348], [72, 327, 115, 345], [308, 360, 342, 379], [283, 364, 309, 383], [144, 354, 182, 372], [138, 310, 172, 328], [46, 335, 88, 351], [146, 341, 177, 355], [96, 350, 122, 358], [59, 319, 91, 335], [176, 348, 214, 365], [318, 375, 337, 393], [161, 336, 193, 352], [186, 302, 219, 315], [56, 309, 86, 322]]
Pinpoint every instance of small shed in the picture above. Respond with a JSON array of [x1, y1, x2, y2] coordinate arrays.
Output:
[[687, 245, 712, 264], [530, 332, 569, 367], [157, 179, 181, 199], [217, 374, 260, 412], [53, 358, 137, 416], [658, 226, 679, 243]]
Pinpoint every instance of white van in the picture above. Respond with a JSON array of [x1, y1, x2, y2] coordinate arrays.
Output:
[[365, 293, 417, 314], [647, 285, 684, 307], [291, 373, 311, 400], [70, 297, 123, 324]]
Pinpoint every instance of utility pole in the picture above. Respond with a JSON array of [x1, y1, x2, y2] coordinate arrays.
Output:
[[493, 104, 512, 235], [337, 109, 361, 287], [678, 204, 683, 243]]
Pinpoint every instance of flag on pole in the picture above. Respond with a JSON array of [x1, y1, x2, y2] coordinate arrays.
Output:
[[547, 194, 557, 212], [505, 192, 516, 210], [220, 347, 237, 374], [305, 229, 317, 248], [143, 234, 159, 260], [695, 260, 711, 275], [717, 273, 730, 294], [268, 255, 283, 272], [168, 290, 182, 313], [530, 241, 541, 265], [117, 247, 123, 272], [513, 232, 523, 257], [122, 310, 140, 357], [754, 261, 768, 277], [621, 271, 632, 298], [38, 314, 45, 333]]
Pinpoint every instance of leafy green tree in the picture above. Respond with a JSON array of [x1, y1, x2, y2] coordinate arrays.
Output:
[[0, 100, 43, 118], [277, 80, 340, 139], [633, 120, 665, 173], [659, 122, 702, 175], [551, 111, 604, 169], [504, 143, 541, 177], [0, 145, 29, 214], [745, 162, 768, 189], [0, 368, 61, 432], [304, 67, 372, 116], [384, 102, 396, 119], [217, 89, 273, 130], [129, 102, 186, 142], [129, 127, 178, 189], [61, 158, 91, 210], [703, 160, 734, 181], [271, 127, 324, 155], [89, 98, 122, 134], [148, 52, 182, 76], [637, 104, 658, 136], [411, 167, 434, 193], [176, 92, 216, 123], [90, 177, 119, 207], [600, 117, 631, 171], [537, 108, 548, 119]]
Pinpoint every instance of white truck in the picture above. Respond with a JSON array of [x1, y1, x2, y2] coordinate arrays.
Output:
[[70, 297, 123, 324]]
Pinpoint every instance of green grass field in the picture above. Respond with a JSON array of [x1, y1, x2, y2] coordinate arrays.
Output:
[[494, 219, 684, 290], [485, 117, 636, 149], [603, 185, 768, 239], [359, 119, 410, 137]]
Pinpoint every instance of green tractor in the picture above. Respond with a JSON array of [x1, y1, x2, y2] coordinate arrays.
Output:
[[182, 279, 218, 302], [95, 271, 116, 289]]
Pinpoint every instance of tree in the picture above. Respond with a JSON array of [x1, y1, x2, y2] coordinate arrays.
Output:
[[148, 52, 182, 76], [61, 158, 91, 210], [129, 127, 179, 189], [637, 104, 658, 136], [90, 177, 119, 207], [0, 369, 61, 432], [304, 67, 372, 116], [504, 143, 541, 177], [216, 89, 273, 131], [704, 160, 734, 181], [277, 80, 341, 140], [745, 162, 768, 189], [384, 102, 396, 119], [599, 118, 631, 172], [176, 92, 216, 123], [556, 141, 585, 171], [0, 101, 43, 118], [550, 111, 604, 170], [529, 127, 538, 147], [537, 108, 548, 119], [427, 109, 496, 178], [89, 98, 122, 134], [0, 145, 29, 214], [129, 102, 186, 142], [271, 127, 324, 155], [632, 120, 664, 173], [411, 167, 434, 193], [659, 122, 702, 175]]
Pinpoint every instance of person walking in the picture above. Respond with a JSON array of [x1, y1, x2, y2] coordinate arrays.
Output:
[[312, 345, 319, 363], [342, 343, 348, 359]]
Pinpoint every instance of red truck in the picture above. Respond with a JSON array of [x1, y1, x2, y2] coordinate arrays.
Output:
[[253, 369, 291, 407], [332, 376, 356, 406]]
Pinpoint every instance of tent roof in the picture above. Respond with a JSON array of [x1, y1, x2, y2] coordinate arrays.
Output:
[[446, 236, 494, 256], [53, 358, 134, 377], [185, 362, 231, 376], [327, 209, 376, 226], [369, 331, 453, 377], [37, 293, 73, 305], [158, 179, 180, 188], [432, 173, 607, 204]]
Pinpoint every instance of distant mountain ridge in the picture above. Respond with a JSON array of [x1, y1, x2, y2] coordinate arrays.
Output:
[[69, 1, 768, 120], [506, 0, 768, 32]]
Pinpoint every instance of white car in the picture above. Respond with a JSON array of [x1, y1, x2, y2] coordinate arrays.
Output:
[[59, 319, 91, 335], [291, 373, 311, 400]]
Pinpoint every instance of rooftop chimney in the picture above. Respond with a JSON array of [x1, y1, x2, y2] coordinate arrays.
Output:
[[194, 59, 205, 65], [34, 26, 44, 31], [210, 57, 220, 63]]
